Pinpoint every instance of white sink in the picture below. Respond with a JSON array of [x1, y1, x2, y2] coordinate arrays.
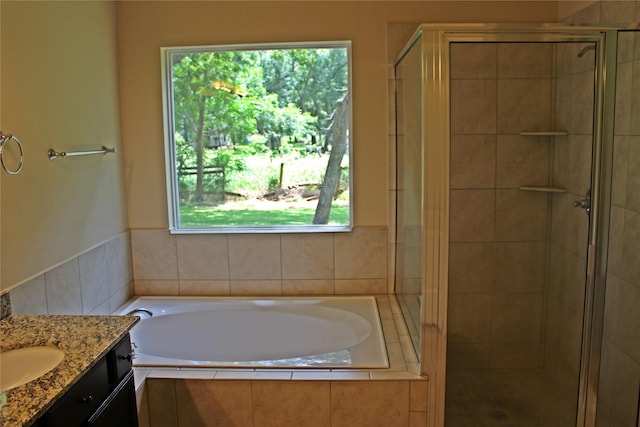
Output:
[[0, 346, 65, 391]]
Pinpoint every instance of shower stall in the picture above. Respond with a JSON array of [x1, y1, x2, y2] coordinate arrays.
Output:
[[394, 24, 640, 427]]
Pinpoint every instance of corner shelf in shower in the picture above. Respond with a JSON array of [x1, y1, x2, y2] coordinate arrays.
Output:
[[519, 131, 569, 136], [519, 185, 567, 193]]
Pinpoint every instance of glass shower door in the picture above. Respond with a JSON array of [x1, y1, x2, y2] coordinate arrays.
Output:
[[445, 39, 598, 427], [394, 37, 424, 358]]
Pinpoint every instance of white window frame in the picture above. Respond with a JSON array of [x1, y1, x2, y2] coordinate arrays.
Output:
[[161, 41, 353, 234]]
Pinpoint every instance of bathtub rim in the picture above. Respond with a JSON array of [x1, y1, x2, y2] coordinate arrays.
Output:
[[116, 295, 390, 369]]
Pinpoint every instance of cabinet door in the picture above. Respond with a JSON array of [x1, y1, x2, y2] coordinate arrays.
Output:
[[108, 335, 133, 385], [86, 370, 138, 427], [45, 358, 110, 427]]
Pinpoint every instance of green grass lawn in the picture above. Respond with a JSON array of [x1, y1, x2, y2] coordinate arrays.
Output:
[[179, 203, 349, 227]]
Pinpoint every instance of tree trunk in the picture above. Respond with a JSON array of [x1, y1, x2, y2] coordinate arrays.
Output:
[[313, 94, 348, 224], [194, 94, 206, 202]]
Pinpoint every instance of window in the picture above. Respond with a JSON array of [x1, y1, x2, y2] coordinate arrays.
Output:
[[162, 42, 352, 233]]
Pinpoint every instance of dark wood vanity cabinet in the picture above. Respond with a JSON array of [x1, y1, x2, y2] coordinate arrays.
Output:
[[37, 334, 138, 427]]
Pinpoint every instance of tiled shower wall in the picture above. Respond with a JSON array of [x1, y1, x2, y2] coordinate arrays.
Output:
[[7, 232, 133, 315], [447, 43, 551, 371], [564, 2, 640, 426], [129, 226, 389, 297], [543, 41, 594, 393]]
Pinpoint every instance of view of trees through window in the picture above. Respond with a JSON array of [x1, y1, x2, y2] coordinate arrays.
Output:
[[164, 42, 352, 231]]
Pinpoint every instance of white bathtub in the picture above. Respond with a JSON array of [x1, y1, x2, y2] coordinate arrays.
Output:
[[116, 296, 389, 369]]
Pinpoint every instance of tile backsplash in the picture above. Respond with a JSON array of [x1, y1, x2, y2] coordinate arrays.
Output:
[[8, 231, 134, 315], [130, 226, 389, 297]]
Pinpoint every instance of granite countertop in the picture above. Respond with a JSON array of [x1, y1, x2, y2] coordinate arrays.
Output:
[[0, 315, 139, 427]]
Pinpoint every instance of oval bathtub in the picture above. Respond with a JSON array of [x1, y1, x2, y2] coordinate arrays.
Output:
[[116, 296, 389, 369]]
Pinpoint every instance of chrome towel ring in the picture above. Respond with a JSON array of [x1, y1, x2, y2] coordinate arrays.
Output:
[[0, 131, 24, 175]]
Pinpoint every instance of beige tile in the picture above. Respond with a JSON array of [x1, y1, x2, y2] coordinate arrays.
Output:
[[626, 136, 640, 212], [134, 280, 179, 296], [447, 293, 493, 344], [601, 1, 637, 24], [445, 342, 490, 371], [497, 79, 551, 134], [174, 380, 253, 427], [491, 293, 543, 343], [494, 242, 545, 293], [228, 235, 281, 280], [496, 135, 549, 188], [553, 42, 574, 78], [489, 340, 542, 369], [566, 134, 593, 197], [45, 258, 83, 314], [253, 381, 330, 427], [177, 234, 229, 280], [79, 245, 109, 314], [449, 190, 495, 242], [498, 43, 552, 78], [179, 280, 230, 296], [598, 340, 640, 426], [448, 243, 495, 294], [335, 227, 387, 279], [451, 43, 497, 79], [88, 299, 111, 315], [547, 299, 583, 371], [451, 79, 497, 135], [550, 192, 590, 256], [603, 274, 640, 362], [9, 275, 48, 314], [147, 379, 178, 427], [409, 380, 429, 412], [136, 381, 150, 427], [569, 2, 601, 24], [631, 59, 640, 135], [331, 381, 410, 427], [105, 231, 132, 296], [571, 70, 596, 135], [213, 371, 291, 380], [334, 279, 387, 295], [281, 234, 334, 279], [108, 285, 134, 313], [131, 229, 178, 280], [291, 371, 369, 380], [611, 135, 629, 208], [409, 411, 428, 427], [282, 279, 334, 295], [607, 206, 625, 277], [229, 280, 282, 296], [495, 190, 548, 242], [554, 74, 573, 132], [622, 209, 640, 284], [615, 61, 633, 136], [450, 135, 496, 189]]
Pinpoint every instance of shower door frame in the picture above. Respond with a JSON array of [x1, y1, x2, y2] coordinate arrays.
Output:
[[396, 23, 631, 427]]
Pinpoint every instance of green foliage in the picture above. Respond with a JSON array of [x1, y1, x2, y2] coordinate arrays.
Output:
[[169, 44, 350, 224], [180, 203, 349, 226]]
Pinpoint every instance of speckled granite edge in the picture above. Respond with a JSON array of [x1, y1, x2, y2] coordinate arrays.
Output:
[[0, 293, 11, 321], [0, 315, 138, 427]]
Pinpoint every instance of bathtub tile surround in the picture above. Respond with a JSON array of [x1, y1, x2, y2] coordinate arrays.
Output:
[[130, 226, 388, 297], [136, 296, 428, 427], [9, 231, 134, 315]]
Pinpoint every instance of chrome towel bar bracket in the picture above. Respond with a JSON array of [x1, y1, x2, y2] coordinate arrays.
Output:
[[0, 131, 24, 175], [48, 146, 116, 160]]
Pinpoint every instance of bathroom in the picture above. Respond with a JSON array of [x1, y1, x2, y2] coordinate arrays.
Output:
[[2, 1, 639, 427]]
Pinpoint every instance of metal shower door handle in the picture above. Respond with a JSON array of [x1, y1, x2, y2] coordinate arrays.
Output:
[[574, 190, 591, 216]]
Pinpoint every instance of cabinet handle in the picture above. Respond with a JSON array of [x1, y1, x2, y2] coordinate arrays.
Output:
[[118, 353, 133, 362], [81, 395, 94, 405]]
